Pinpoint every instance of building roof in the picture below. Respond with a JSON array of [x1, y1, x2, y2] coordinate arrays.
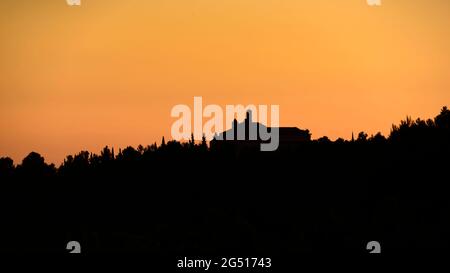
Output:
[[213, 111, 310, 142]]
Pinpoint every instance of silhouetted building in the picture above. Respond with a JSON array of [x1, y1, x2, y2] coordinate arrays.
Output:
[[210, 111, 311, 152]]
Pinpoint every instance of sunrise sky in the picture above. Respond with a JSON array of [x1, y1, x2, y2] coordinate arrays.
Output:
[[1, 0, 449, 164]]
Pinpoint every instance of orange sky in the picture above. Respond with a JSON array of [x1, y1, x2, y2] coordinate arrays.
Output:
[[1, 0, 449, 164]]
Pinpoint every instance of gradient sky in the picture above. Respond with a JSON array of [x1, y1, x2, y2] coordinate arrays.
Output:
[[1, 0, 449, 164]]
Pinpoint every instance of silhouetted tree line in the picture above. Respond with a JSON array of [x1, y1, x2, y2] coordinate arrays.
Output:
[[1, 107, 448, 178], [0, 106, 449, 253]]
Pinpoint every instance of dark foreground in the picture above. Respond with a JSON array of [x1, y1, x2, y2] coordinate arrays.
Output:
[[1, 141, 449, 254], [1, 107, 449, 254]]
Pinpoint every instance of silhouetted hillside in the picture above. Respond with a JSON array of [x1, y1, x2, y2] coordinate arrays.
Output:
[[0, 106, 449, 253]]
